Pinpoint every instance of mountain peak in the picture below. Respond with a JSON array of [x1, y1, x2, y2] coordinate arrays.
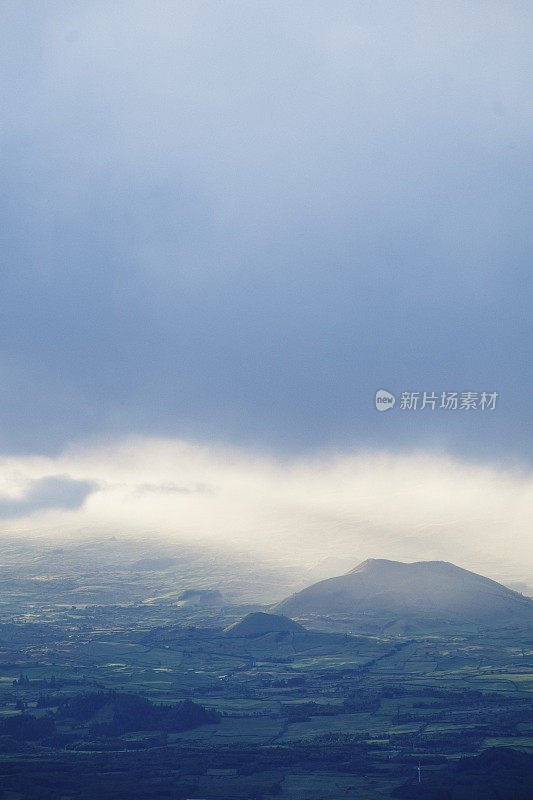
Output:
[[349, 558, 403, 573], [223, 612, 305, 638], [273, 559, 533, 631], [351, 558, 462, 573]]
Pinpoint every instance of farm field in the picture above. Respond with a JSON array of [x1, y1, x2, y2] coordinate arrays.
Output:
[[0, 538, 530, 799]]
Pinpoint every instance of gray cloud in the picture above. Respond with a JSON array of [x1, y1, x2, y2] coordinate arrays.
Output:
[[0, 475, 98, 519], [0, 2, 531, 460]]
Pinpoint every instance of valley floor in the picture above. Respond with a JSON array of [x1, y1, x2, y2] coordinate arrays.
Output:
[[0, 539, 531, 799]]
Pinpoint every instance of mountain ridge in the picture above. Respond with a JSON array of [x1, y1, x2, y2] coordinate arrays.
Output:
[[223, 611, 305, 638], [273, 558, 533, 630]]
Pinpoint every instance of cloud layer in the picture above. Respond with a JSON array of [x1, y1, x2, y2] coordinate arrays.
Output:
[[1, 436, 531, 588], [0, 2, 531, 458], [0, 474, 97, 518]]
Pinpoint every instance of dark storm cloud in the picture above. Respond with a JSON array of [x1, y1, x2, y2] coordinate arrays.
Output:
[[0, 476, 98, 519], [0, 1, 531, 459]]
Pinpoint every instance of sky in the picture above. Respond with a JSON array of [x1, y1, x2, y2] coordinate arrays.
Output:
[[0, 2, 532, 576]]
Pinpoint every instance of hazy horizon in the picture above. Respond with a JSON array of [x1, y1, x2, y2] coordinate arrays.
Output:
[[0, 434, 531, 594]]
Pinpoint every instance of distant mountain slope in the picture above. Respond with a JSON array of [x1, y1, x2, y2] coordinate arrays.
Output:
[[273, 559, 533, 629], [223, 612, 305, 637]]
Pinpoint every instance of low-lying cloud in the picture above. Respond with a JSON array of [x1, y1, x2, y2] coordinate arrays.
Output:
[[0, 474, 97, 519], [0, 437, 531, 589]]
